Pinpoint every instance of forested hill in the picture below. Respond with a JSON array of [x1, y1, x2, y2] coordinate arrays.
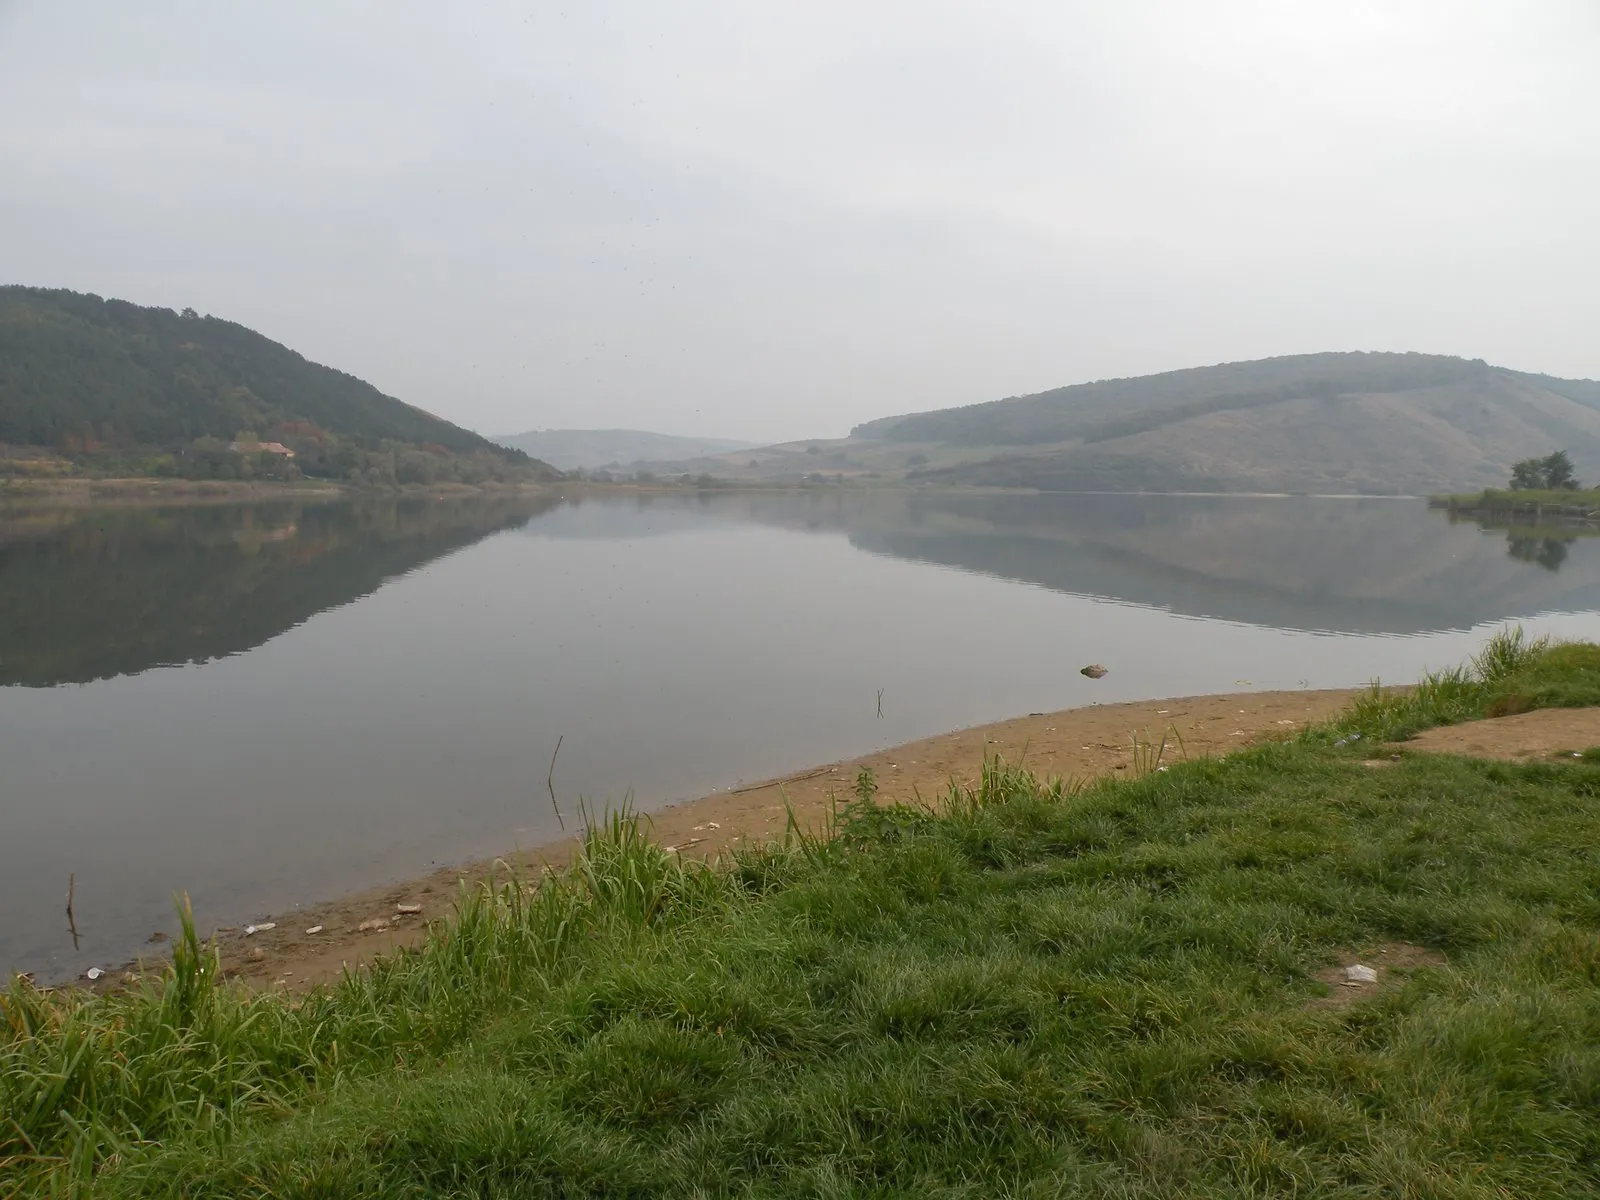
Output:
[[0, 287, 558, 483]]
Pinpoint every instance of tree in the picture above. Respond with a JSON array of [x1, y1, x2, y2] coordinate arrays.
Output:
[[1542, 450, 1579, 491], [1509, 458, 1543, 490], [1508, 450, 1581, 491]]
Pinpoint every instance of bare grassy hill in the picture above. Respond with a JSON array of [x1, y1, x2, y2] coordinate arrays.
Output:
[[643, 353, 1600, 494], [883, 354, 1600, 494]]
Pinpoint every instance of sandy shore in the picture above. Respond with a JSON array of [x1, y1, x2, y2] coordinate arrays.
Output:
[[173, 688, 1363, 990]]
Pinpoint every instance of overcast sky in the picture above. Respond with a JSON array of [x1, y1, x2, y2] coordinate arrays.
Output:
[[3, 2, 1597, 443]]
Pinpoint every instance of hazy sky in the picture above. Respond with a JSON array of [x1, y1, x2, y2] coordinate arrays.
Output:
[[3, 2, 1597, 442]]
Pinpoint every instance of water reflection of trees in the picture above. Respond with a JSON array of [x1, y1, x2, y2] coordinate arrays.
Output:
[[0, 494, 557, 686], [1505, 532, 1574, 572], [1451, 511, 1600, 573]]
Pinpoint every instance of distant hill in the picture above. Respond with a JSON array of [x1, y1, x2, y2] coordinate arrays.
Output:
[[493, 428, 756, 471], [834, 352, 1600, 495], [0, 287, 558, 485]]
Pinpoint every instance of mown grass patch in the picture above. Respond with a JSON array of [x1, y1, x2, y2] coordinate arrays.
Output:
[[8, 638, 1600, 1196]]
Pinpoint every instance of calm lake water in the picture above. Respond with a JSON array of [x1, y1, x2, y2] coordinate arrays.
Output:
[[5, 489, 1600, 980]]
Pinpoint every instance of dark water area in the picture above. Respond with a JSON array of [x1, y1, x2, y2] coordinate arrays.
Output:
[[5, 490, 1600, 981]]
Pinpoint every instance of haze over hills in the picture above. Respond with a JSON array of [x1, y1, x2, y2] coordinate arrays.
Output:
[[493, 428, 757, 471], [11, 296, 1596, 498], [637, 352, 1600, 495], [0, 287, 558, 484]]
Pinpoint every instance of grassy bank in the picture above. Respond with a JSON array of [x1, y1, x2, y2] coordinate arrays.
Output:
[[1431, 486, 1600, 518], [1326, 627, 1600, 740], [7, 634, 1600, 1196]]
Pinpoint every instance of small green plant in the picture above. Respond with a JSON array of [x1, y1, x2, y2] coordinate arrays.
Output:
[[1129, 727, 1184, 778], [1472, 625, 1548, 682], [853, 765, 877, 806], [836, 766, 934, 845]]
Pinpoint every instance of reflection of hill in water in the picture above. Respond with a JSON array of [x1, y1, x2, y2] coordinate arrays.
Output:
[[548, 491, 1600, 635], [516, 493, 743, 539], [30, 489, 1587, 686], [836, 493, 1600, 633], [0, 495, 555, 686]]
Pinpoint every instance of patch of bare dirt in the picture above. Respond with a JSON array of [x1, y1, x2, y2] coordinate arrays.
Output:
[[1312, 942, 1447, 1009], [113, 689, 1361, 992], [1404, 707, 1600, 762]]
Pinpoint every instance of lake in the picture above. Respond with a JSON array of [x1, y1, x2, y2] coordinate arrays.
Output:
[[5, 489, 1600, 981]]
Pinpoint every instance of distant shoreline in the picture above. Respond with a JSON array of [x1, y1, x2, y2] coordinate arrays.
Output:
[[0, 476, 558, 508], [0, 479, 1438, 510], [1430, 488, 1600, 524]]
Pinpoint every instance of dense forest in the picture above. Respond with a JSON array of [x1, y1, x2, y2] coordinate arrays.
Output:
[[0, 287, 558, 485]]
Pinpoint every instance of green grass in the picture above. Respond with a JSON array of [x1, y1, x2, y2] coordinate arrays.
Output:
[[1323, 626, 1600, 743], [1435, 486, 1600, 512], [8, 635, 1600, 1196]]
